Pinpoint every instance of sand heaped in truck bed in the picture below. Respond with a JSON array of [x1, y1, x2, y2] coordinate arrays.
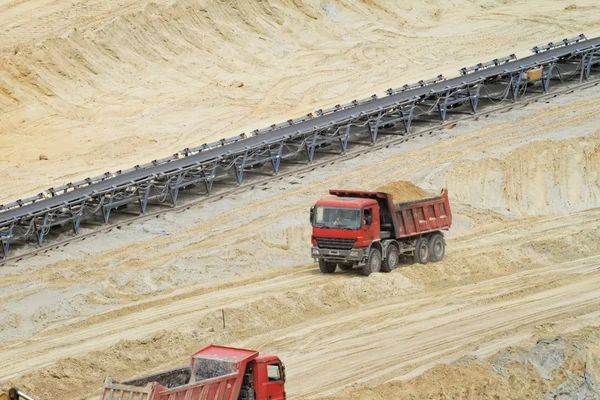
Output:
[[375, 181, 434, 202]]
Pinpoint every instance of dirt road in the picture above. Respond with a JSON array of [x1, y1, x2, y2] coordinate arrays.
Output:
[[3, 207, 599, 398], [276, 213, 600, 398]]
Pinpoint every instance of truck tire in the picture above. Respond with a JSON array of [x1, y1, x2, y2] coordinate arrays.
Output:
[[430, 234, 445, 262], [381, 244, 399, 272], [361, 248, 382, 276], [319, 259, 337, 274], [338, 262, 354, 271], [413, 238, 430, 264]]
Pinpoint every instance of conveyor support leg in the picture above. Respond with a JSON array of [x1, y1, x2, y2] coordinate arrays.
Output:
[[269, 141, 285, 174]]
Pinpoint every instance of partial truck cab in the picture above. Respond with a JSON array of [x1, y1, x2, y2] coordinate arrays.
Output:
[[310, 189, 452, 276], [100, 345, 286, 400]]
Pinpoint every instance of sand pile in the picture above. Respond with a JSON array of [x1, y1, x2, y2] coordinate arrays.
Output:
[[376, 181, 434, 202], [320, 327, 600, 400], [444, 131, 600, 216], [2, 0, 600, 203]]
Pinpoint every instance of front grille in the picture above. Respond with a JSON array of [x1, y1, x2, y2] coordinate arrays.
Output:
[[314, 237, 356, 250]]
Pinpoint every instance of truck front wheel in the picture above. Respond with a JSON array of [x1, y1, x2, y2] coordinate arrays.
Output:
[[413, 238, 430, 264], [381, 244, 399, 272], [362, 248, 382, 276], [319, 260, 337, 274], [429, 234, 445, 262]]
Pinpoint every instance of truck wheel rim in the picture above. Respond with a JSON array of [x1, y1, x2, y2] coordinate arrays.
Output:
[[371, 256, 379, 271], [420, 246, 428, 260], [389, 252, 397, 267], [434, 241, 442, 256]]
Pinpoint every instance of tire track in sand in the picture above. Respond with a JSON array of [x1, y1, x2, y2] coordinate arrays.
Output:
[[247, 255, 600, 398]]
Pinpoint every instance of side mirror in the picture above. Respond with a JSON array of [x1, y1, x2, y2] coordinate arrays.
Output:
[[309, 206, 314, 224], [281, 363, 286, 382], [365, 215, 372, 226]]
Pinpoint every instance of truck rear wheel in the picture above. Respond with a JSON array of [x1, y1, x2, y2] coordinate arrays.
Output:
[[430, 234, 445, 262], [361, 248, 382, 276], [319, 260, 337, 274], [413, 238, 430, 264], [381, 244, 399, 272], [338, 262, 354, 271]]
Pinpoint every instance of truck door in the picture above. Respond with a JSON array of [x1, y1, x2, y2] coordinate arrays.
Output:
[[265, 362, 285, 400], [363, 207, 379, 242]]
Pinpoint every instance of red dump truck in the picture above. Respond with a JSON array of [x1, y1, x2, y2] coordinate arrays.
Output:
[[100, 345, 286, 400], [310, 189, 452, 275]]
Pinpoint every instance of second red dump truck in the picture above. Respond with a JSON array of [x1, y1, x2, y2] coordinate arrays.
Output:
[[100, 345, 286, 400], [310, 189, 452, 275]]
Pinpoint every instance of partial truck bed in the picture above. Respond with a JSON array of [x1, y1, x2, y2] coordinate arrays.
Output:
[[392, 189, 452, 238], [100, 345, 259, 400]]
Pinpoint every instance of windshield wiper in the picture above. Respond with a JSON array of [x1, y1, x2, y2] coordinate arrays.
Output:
[[314, 224, 331, 229]]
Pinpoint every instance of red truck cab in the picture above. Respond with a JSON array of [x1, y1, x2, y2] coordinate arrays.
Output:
[[310, 196, 379, 268], [310, 189, 452, 276], [253, 353, 286, 400]]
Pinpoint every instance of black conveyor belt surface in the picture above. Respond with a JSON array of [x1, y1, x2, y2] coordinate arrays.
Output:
[[2, 36, 600, 223]]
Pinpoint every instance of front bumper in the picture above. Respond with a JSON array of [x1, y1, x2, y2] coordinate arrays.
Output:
[[311, 246, 367, 262]]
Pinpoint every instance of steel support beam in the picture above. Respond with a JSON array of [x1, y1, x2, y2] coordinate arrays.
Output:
[[138, 186, 151, 213], [234, 149, 250, 184], [583, 48, 599, 81], [305, 132, 319, 163], [339, 124, 352, 153], [542, 64, 555, 93], [203, 163, 218, 195], [510, 71, 524, 100], [0, 225, 13, 256], [268, 141, 285, 174], [102, 190, 116, 224], [169, 172, 185, 205], [437, 90, 451, 121], [36, 212, 50, 246], [400, 103, 415, 132], [468, 84, 481, 113], [367, 110, 384, 143], [71, 205, 83, 234]]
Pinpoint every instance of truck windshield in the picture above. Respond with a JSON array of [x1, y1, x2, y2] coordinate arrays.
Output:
[[313, 207, 361, 229]]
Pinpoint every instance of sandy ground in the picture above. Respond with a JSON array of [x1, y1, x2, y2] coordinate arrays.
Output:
[[1, 0, 600, 204], [0, 77, 599, 398], [1, 0, 600, 398], [321, 326, 600, 399]]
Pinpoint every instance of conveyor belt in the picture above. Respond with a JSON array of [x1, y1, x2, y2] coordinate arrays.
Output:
[[1, 35, 599, 226]]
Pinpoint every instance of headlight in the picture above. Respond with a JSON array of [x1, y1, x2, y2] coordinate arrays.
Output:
[[312, 248, 320, 255], [349, 250, 359, 257]]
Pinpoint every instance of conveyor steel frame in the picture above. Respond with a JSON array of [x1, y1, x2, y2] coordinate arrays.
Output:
[[1, 34, 600, 256]]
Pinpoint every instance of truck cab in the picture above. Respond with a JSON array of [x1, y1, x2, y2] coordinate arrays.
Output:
[[249, 354, 286, 400], [310, 196, 381, 273]]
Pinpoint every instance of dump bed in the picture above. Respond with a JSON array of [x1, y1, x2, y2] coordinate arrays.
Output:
[[329, 188, 452, 239], [100, 345, 259, 400], [391, 189, 452, 238]]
